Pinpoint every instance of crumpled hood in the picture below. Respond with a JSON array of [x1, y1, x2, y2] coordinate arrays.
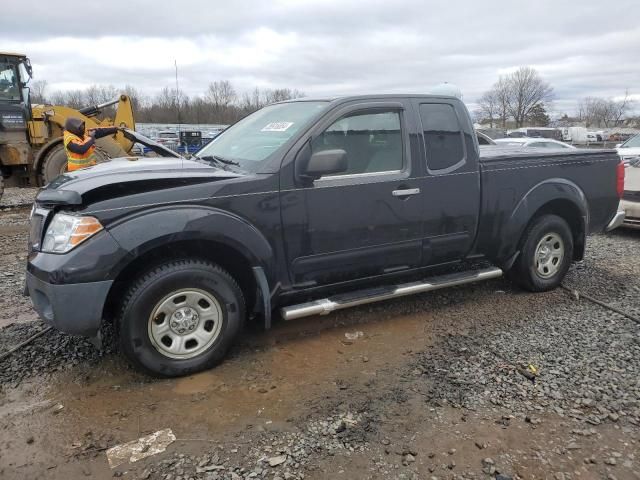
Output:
[[37, 156, 243, 205]]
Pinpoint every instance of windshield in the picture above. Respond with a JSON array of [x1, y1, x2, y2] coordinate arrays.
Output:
[[0, 63, 20, 101], [196, 101, 329, 171], [621, 135, 640, 148]]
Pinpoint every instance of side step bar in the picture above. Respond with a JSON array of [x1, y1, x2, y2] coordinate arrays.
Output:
[[280, 267, 503, 321]]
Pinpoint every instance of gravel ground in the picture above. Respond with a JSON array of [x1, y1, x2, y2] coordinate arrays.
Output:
[[0, 187, 38, 208], [415, 233, 640, 427], [0, 201, 36, 329], [0, 322, 116, 386]]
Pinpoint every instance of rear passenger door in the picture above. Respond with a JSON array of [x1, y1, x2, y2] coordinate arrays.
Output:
[[414, 101, 481, 265]]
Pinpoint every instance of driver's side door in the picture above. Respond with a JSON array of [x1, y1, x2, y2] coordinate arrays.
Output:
[[280, 101, 424, 288]]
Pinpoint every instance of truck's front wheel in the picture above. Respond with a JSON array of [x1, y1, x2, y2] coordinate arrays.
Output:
[[118, 260, 245, 377], [511, 214, 573, 292]]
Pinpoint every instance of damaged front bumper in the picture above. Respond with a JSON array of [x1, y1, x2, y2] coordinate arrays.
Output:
[[26, 272, 112, 337]]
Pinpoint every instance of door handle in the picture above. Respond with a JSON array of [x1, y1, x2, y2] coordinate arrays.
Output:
[[392, 188, 421, 197]]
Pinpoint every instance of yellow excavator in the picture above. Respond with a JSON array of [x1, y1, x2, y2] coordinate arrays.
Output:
[[0, 52, 136, 200]]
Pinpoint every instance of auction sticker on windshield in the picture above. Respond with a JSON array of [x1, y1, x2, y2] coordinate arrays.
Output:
[[261, 122, 294, 132]]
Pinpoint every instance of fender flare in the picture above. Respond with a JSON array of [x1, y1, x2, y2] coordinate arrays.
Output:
[[107, 204, 277, 285], [495, 178, 588, 264]]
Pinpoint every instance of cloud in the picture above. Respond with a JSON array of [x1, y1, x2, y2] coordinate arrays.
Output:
[[1, 0, 638, 115]]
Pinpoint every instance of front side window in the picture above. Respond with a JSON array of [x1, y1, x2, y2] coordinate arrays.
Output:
[[312, 110, 403, 176], [420, 103, 465, 172], [197, 101, 328, 172], [0, 63, 20, 101]]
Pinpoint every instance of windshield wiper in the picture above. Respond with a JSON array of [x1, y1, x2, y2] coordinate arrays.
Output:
[[197, 155, 240, 167]]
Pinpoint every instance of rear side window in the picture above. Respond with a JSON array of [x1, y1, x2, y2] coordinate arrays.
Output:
[[419, 103, 465, 172]]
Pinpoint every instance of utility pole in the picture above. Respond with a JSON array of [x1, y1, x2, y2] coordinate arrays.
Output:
[[175, 59, 182, 132]]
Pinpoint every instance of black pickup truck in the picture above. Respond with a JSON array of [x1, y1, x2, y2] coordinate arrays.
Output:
[[25, 95, 625, 376]]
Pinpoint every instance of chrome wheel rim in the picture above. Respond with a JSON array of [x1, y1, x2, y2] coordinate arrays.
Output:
[[148, 288, 223, 360], [534, 232, 564, 279]]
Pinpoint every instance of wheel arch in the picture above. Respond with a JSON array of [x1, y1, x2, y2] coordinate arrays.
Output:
[[102, 205, 277, 326], [103, 238, 260, 327], [497, 178, 588, 266]]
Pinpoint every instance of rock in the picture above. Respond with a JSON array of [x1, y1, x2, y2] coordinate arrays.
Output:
[[268, 455, 287, 467], [496, 475, 513, 480], [481, 458, 496, 475], [604, 457, 617, 466]]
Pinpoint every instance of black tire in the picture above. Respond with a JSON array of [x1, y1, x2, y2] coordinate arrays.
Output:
[[118, 259, 245, 377], [510, 214, 574, 292], [40, 144, 68, 184], [0, 175, 4, 203]]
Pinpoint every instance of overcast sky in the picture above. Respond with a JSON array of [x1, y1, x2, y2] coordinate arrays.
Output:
[[2, 0, 639, 115]]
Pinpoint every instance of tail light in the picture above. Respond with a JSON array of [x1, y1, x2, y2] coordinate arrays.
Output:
[[617, 161, 625, 199]]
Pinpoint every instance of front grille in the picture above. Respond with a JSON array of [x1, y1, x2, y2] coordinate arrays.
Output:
[[28, 208, 49, 252]]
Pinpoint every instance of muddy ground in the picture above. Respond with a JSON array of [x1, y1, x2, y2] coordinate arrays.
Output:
[[0, 188, 639, 480]]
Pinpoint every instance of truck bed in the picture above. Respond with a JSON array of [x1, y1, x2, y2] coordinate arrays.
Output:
[[475, 146, 621, 262]]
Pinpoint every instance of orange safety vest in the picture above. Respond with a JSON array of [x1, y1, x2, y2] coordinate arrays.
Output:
[[63, 131, 97, 171]]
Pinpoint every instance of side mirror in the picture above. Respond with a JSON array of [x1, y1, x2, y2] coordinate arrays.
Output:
[[303, 149, 348, 179], [616, 143, 623, 148]]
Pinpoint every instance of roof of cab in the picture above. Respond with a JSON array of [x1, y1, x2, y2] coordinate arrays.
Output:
[[276, 94, 462, 105], [0, 52, 27, 58]]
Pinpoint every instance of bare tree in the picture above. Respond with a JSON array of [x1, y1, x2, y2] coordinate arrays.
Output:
[[476, 90, 499, 128], [494, 77, 511, 128], [263, 88, 305, 104], [30, 80, 48, 104], [42, 80, 306, 124], [122, 84, 147, 113], [577, 91, 634, 128], [205, 80, 237, 108], [505, 67, 553, 128]]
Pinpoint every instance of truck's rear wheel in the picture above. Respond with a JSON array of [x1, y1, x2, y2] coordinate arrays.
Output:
[[118, 260, 245, 377], [511, 214, 573, 292], [41, 144, 68, 184]]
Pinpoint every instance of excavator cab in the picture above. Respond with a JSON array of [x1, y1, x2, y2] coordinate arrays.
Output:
[[0, 53, 33, 193]]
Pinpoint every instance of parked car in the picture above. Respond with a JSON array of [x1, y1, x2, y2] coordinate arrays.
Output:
[[617, 135, 640, 229], [476, 131, 496, 145], [26, 94, 624, 377], [617, 134, 640, 164], [586, 132, 602, 143], [494, 138, 576, 149], [153, 130, 179, 145], [561, 126, 588, 144], [509, 127, 561, 140], [620, 163, 640, 229]]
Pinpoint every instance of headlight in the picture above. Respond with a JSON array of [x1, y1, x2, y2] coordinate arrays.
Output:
[[42, 213, 103, 253]]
